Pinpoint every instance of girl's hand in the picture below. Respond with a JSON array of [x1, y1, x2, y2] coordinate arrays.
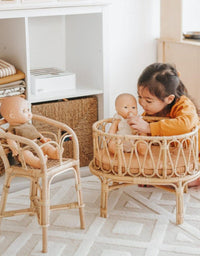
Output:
[[127, 116, 151, 134]]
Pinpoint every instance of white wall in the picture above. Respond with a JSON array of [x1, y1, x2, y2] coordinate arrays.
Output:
[[182, 0, 200, 32], [107, 0, 160, 117]]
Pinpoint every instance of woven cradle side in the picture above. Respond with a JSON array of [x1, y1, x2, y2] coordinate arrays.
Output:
[[32, 96, 98, 167], [92, 119, 199, 179]]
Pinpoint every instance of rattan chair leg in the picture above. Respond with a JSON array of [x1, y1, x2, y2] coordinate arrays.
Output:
[[40, 178, 49, 253], [74, 166, 85, 229], [100, 179, 108, 218], [29, 179, 39, 216], [42, 226, 48, 253], [176, 183, 184, 225], [79, 207, 85, 229], [0, 174, 11, 225]]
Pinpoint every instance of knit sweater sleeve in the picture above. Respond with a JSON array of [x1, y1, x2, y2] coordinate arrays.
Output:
[[150, 96, 199, 136]]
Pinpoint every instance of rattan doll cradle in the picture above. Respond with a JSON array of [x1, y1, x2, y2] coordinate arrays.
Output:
[[89, 117, 200, 224], [0, 114, 85, 253]]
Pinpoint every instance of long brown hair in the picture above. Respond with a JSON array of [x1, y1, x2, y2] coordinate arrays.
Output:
[[137, 63, 198, 115]]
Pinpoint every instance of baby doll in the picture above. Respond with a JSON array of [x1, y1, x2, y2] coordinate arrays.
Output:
[[0, 96, 59, 168], [108, 93, 146, 154]]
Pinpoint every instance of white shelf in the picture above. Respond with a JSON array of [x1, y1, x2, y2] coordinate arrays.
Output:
[[159, 38, 200, 47], [0, 3, 109, 118], [30, 88, 103, 103], [0, 0, 111, 11]]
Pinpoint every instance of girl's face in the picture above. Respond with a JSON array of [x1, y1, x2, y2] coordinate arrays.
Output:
[[138, 86, 174, 115]]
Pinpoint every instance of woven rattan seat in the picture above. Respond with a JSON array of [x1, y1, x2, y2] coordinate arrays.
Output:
[[89, 118, 200, 224], [0, 114, 85, 253]]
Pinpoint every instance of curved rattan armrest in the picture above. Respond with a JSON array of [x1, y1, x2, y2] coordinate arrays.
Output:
[[0, 130, 47, 170], [0, 114, 79, 171], [32, 114, 79, 160]]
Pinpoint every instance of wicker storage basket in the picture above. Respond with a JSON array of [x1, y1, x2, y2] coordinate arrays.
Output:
[[32, 96, 98, 167]]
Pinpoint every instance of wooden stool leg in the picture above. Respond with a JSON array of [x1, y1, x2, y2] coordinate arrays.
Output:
[[176, 182, 184, 225], [0, 174, 11, 226], [74, 166, 85, 229], [100, 178, 109, 218]]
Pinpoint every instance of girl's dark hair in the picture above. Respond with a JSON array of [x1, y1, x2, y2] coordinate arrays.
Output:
[[137, 63, 192, 114], [138, 63, 200, 116]]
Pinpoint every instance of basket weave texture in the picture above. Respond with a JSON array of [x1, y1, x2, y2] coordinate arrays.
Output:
[[32, 96, 98, 167]]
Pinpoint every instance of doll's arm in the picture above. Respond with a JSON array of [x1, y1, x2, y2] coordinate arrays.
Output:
[[108, 119, 120, 154], [7, 134, 20, 156], [108, 119, 120, 134], [34, 129, 51, 143]]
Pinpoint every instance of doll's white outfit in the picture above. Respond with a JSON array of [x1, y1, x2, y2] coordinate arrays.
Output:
[[113, 113, 134, 152], [114, 113, 132, 135]]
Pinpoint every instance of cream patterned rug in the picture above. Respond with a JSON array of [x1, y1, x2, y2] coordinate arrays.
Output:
[[1, 174, 200, 256]]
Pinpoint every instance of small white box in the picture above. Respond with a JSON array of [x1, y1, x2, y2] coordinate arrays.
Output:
[[30, 68, 76, 95]]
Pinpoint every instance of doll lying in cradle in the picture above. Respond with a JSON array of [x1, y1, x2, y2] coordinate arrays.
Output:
[[0, 96, 59, 168], [108, 93, 146, 155]]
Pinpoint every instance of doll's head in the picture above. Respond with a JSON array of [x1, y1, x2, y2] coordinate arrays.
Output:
[[115, 93, 137, 119], [0, 96, 32, 125]]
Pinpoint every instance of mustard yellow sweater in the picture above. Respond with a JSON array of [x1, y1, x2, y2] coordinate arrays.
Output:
[[144, 95, 200, 150]]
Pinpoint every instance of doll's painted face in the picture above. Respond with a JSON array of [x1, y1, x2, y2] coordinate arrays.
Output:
[[115, 94, 137, 119], [1, 96, 32, 125], [14, 100, 32, 124]]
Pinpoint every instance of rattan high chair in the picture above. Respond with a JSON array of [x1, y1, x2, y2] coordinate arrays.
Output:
[[0, 114, 85, 253], [89, 117, 200, 225]]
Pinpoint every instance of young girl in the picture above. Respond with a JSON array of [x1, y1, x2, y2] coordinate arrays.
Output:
[[127, 63, 200, 187]]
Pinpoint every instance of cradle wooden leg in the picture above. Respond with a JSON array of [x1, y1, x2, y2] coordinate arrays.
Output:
[[74, 165, 85, 229], [176, 182, 184, 225], [184, 184, 188, 194], [100, 178, 109, 218]]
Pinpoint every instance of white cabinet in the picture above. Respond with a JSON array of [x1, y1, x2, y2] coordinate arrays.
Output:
[[0, 1, 110, 118], [27, 14, 104, 103]]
